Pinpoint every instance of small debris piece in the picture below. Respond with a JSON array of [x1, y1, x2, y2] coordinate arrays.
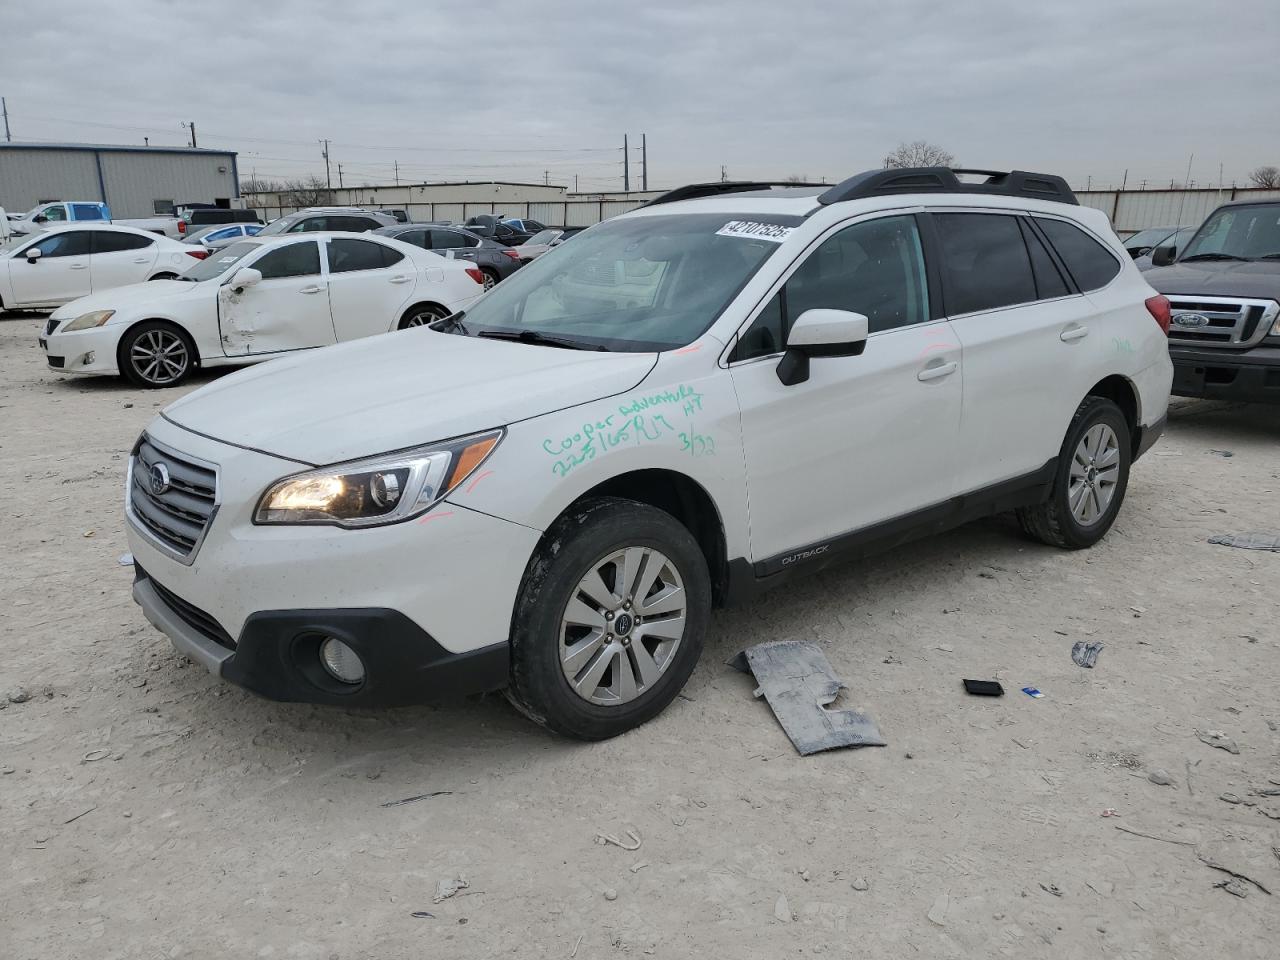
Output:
[[1208, 532, 1280, 553], [927, 893, 950, 926], [82, 749, 111, 763], [851, 877, 869, 892], [1022, 687, 1045, 699], [7, 688, 31, 704], [1039, 882, 1064, 897], [730, 641, 886, 755], [935, 643, 955, 653], [1, 765, 15, 775], [1147, 768, 1175, 787], [1220, 793, 1245, 805], [381, 791, 452, 807], [571, 935, 583, 957], [774, 894, 793, 923], [83, 530, 95, 538], [1197, 852, 1272, 895], [1072, 641, 1105, 669], [1197, 730, 1240, 755], [64, 806, 97, 825], [1100, 808, 1120, 818], [117, 553, 134, 566], [603, 888, 618, 901], [1114, 825, 1196, 847], [1086, 880, 1114, 896], [1208, 449, 1234, 458], [882, 654, 902, 665], [432, 878, 469, 903], [628, 862, 649, 874], [595, 828, 642, 851], [1215, 878, 1249, 898], [410, 911, 435, 919]]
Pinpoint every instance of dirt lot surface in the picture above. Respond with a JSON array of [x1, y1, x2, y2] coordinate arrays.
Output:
[[3, 310, 1278, 959]]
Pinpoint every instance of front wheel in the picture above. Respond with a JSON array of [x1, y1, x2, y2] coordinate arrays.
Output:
[[398, 303, 450, 329], [119, 321, 195, 388], [507, 497, 710, 740], [1017, 396, 1131, 549]]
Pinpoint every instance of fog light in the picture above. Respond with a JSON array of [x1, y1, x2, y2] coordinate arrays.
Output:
[[83, 351, 95, 365], [319, 637, 365, 684]]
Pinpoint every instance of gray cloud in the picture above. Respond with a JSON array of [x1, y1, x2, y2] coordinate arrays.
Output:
[[2, 0, 1277, 191]]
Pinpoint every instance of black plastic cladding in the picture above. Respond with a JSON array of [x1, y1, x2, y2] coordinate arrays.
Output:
[[643, 181, 826, 207]]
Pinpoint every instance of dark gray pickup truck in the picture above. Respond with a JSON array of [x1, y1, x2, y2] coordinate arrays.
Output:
[[1144, 199, 1280, 403]]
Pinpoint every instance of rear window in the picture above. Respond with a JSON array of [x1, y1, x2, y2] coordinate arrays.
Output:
[[1036, 218, 1121, 292], [70, 203, 107, 221]]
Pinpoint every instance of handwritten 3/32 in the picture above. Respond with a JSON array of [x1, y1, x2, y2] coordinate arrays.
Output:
[[542, 384, 715, 477]]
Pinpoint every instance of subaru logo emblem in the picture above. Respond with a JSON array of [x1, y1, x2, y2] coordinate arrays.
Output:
[[1173, 313, 1210, 328], [149, 462, 171, 496]]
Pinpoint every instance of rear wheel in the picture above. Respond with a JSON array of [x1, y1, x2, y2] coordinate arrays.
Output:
[[398, 303, 450, 329], [119, 321, 195, 388], [480, 268, 499, 290], [1017, 396, 1131, 549], [149, 272, 178, 281], [507, 497, 710, 740]]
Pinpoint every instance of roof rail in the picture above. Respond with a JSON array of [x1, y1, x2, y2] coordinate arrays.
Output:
[[643, 181, 825, 207], [817, 168, 1078, 206]]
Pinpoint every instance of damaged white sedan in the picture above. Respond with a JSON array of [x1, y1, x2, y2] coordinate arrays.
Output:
[[40, 232, 485, 387]]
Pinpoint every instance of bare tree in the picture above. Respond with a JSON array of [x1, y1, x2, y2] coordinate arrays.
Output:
[[1249, 165, 1280, 189], [280, 175, 334, 208], [883, 140, 956, 170], [784, 174, 811, 184], [240, 176, 284, 196]]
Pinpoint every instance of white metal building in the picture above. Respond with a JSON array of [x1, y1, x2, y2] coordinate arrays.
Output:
[[0, 142, 241, 218]]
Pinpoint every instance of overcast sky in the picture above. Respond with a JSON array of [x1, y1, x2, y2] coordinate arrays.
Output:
[[2, 0, 1277, 193]]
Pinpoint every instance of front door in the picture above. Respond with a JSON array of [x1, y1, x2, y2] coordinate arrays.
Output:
[[729, 214, 964, 566], [8, 230, 93, 306], [323, 237, 416, 341], [218, 239, 336, 356], [89, 230, 158, 291]]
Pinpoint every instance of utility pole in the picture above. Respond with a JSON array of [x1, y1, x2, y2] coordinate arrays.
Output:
[[544, 170, 549, 185], [320, 139, 332, 191], [338, 163, 344, 188], [574, 174, 579, 192], [143, 136, 149, 147], [1119, 168, 1128, 191], [184, 121, 197, 147], [641, 133, 647, 191], [720, 165, 727, 183], [623, 134, 630, 192], [394, 160, 399, 186], [2, 97, 10, 142]]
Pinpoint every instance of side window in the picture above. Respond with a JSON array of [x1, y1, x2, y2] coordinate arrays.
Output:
[[463, 233, 481, 248], [43, 205, 68, 222], [731, 215, 930, 362], [934, 213, 1036, 314], [526, 220, 545, 231], [72, 203, 108, 221], [288, 217, 325, 233], [1019, 220, 1070, 299], [327, 238, 390, 273], [430, 230, 465, 250], [252, 241, 321, 279], [29, 231, 92, 258], [1035, 218, 1121, 292], [397, 230, 430, 250], [92, 231, 154, 253], [380, 244, 405, 267], [151, 199, 175, 216], [332, 216, 379, 232]]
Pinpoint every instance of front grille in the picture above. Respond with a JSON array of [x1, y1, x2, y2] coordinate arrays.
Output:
[[45, 317, 60, 336], [47, 356, 65, 368], [143, 568, 235, 650], [1167, 297, 1278, 349], [128, 436, 218, 562]]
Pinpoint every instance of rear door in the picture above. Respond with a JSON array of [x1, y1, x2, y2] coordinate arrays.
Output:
[[935, 211, 1100, 491], [8, 230, 92, 305], [89, 230, 158, 290], [323, 237, 417, 340], [218, 239, 336, 356]]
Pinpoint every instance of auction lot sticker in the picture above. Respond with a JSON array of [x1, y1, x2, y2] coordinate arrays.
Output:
[[716, 220, 794, 243]]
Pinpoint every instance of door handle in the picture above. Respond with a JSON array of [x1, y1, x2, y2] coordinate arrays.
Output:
[[132, 257, 149, 263], [1060, 324, 1089, 342], [69, 263, 88, 270], [299, 284, 326, 294], [917, 360, 958, 382], [388, 275, 412, 284]]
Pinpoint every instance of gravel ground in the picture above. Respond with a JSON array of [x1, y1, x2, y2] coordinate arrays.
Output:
[[3, 310, 1278, 958]]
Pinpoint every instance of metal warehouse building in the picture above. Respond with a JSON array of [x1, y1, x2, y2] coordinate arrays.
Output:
[[0, 142, 240, 219]]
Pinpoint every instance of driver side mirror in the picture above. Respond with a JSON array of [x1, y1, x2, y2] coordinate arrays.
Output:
[[229, 267, 262, 291], [776, 309, 870, 386], [1151, 245, 1178, 268], [25, 247, 43, 263], [32, 214, 47, 224]]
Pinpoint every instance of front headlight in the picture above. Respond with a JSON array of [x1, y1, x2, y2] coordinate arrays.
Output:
[[254, 429, 503, 527], [61, 309, 115, 332]]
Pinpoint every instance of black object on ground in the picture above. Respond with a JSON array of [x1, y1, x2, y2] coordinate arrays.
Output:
[[1208, 532, 1280, 552], [963, 678, 1004, 696], [731, 640, 886, 755], [381, 791, 453, 808], [1072, 640, 1105, 668]]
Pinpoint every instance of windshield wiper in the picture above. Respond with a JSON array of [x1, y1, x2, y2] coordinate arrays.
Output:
[[431, 312, 470, 335], [1181, 253, 1249, 262], [477, 329, 605, 351], [1254, 252, 1280, 260]]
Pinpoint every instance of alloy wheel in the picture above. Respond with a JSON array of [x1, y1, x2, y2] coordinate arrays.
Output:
[[130, 329, 188, 386], [403, 306, 448, 327], [1068, 423, 1120, 526], [559, 546, 687, 706], [481, 270, 497, 291]]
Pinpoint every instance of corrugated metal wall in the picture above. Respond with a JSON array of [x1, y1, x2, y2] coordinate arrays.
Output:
[[1076, 187, 1280, 235], [0, 150, 102, 210]]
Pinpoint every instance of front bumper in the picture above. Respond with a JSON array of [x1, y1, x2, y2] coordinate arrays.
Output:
[[41, 324, 123, 376], [1169, 344, 1280, 404]]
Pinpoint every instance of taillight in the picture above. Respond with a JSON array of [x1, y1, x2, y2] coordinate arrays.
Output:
[[1145, 294, 1171, 334], [500, 249, 520, 260], [464, 266, 484, 286], [178, 221, 186, 234], [185, 249, 209, 260]]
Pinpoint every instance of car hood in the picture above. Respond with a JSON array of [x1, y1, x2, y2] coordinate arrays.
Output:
[[162, 329, 658, 465], [50, 279, 205, 319], [1145, 260, 1280, 301]]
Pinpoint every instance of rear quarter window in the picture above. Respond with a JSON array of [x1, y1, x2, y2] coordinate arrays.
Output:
[[1036, 218, 1121, 292]]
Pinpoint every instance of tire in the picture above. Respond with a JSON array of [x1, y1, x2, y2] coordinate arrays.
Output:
[[119, 321, 195, 388], [1017, 396, 1131, 549], [398, 303, 450, 329], [149, 272, 178, 281], [480, 268, 499, 291], [507, 497, 711, 740]]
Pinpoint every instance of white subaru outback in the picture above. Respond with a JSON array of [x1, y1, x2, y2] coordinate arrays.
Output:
[[125, 168, 1174, 740]]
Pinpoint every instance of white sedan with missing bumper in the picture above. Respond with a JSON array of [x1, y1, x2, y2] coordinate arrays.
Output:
[[40, 232, 485, 387]]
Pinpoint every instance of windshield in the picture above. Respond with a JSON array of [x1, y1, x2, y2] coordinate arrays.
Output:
[[526, 229, 558, 245], [256, 217, 299, 237], [1125, 227, 1176, 249], [448, 212, 798, 351], [182, 241, 259, 282], [1180, 204, 1280, 260]]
